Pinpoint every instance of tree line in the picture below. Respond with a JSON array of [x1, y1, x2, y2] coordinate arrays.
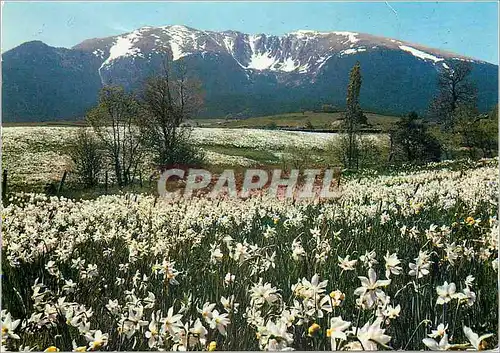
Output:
[[70, 57, 498, 189], [70, 58, 204, 188], [339, 60, 498, 170]]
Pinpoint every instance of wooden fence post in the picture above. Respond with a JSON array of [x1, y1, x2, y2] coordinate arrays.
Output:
[[2, 169, 7, 201], [57, 171, 68, 195]]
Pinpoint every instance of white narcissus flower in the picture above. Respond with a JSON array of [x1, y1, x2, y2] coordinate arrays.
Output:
[[143, 291, 156, 309], [291, 238, 306, 261], [360, 250, 378, 268], [354, 268, 391, 309], [463, 326, 493, 350], [356, 318, 391, 350], [301, 274, 328, 298], [436, 281, 457, 305], [338, 255, 357, 271], [62, 279, 77, 294], [279, 309, 297, 328], [198, 302, 216, 323], [210, 310, 230, 336], [428, 323, 448, 338], [454, 287, 476, 307], [258, 320, 294, 351], [422, 334, 451, 351], [162, 306, 183, 336], [145, 312, 163, 348], [1, 312, 21, 340], [84, 330, 109, 350], [189, 318, 208, 345], [327, 316, 351, 350], [105, 299, 120, 315], [383, 304, 401, 319], [464, 275, 475, 287], [249, 278, 280, 307], [209, 243, 223, 264], [224, 272, 235, 285], [408, 251, 432, 279], [384, 251, 402, 278], [221, 295, 239, 313], [445, 242, 460, 265], [329, 290, 345, 307]]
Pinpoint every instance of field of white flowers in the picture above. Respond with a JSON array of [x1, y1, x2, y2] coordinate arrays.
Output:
[[1, 127, 386, 185], [2, 158, 498, 351]]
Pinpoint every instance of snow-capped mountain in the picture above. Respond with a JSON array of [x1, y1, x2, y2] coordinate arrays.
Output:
[[2, 25, 498, 122], [74, 25, 474, 81]]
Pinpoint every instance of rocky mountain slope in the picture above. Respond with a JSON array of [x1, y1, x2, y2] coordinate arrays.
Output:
[[2, 25, 498, 122]]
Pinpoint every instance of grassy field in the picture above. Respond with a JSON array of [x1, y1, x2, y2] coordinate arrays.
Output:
[[193, 111, 399, 130], [3, 110, 399, 131]]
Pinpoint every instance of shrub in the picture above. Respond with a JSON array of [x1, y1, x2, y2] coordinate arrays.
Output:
[[68, 128, 103, 187]]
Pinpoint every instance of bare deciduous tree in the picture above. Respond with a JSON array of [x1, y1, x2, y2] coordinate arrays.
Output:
[[429, 60, 477, 130], [86, 85, 144, 187], [139, 56, 204, 166]]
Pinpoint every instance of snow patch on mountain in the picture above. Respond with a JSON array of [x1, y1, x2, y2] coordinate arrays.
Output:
[[332, 31, 359, 44], [222, 36, 234, 53], [98, 30, 143, 83], [399, 45, 443, 63], [106, 31, 142, 63], [340, 48, 366, 56], [278, 57, 298, 72], [162, 25, 200, 60], [248, 52, 276, 70], [316, 55, 332, 70], [292, 30, 331, 39], [247, 35, 275, 70], [92, 49, 104, 58]]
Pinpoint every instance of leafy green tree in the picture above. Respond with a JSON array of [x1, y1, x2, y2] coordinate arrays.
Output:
[[390, 112, 441, 164], [455, 104, 498, 158], [342, 61, 367, 169], [266, 121, 278, 130]]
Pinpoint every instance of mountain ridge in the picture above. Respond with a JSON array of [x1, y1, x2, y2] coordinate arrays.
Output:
[[2, 25, 498, 122]]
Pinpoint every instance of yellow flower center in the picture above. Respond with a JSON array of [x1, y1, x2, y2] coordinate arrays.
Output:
[[208, 341, 217, 351], [308, 323, 320, 336]]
